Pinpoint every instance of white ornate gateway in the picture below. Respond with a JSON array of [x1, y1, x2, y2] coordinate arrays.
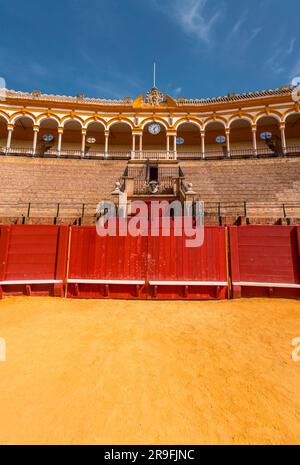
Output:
[[0, 84, 299, 159]]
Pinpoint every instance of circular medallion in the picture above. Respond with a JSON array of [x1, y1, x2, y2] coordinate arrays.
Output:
[[87, 137, 96, 144], [260, 132, 272, 140], [176, 137, 185, 145], [42, 134, 54, 142], [216, 136, 226, 144]]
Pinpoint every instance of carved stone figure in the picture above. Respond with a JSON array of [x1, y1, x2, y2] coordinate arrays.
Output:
[[148, 180, 159, 194], [145, 86, 164, 106]]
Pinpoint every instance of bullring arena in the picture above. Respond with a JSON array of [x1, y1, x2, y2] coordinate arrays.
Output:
[[0, 85, 300, 444]]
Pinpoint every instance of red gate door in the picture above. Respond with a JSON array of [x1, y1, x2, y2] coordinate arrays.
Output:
[[146, 223, 228, 300]]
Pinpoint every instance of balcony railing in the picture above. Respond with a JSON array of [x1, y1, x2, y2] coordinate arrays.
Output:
[[134, 151, 176, 160], [134, 178, 174, 195], [1, 145, 300, 160], [0, 147, 131, 159]]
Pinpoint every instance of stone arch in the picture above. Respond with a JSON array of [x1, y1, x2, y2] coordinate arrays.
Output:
[[283, 109, 300, 123], [203, 116, 228, 130], [204, 120, 228, 157], [61, 119, 83, 154], [11, 111, 36, 125], [255, 111, 282, 124], [36, 113, 61, 125], [228, 114, 254, 126], [85, 121, 106, 154], [176, 122, 202, 153], [140, 117, 169, 130], [61, 115, 84, 128], [175, 118, 203, 131], [285, 112, 300, 146], [84, 117, 107, 130], [107, 117, 134, 130], [0, 114, 8, 147], [256, 115, 281, 155], [142, 120, 167, 151], [229, 117, 253, 153], [11, 115, 34, 149], [108, 121, 132, 152], [0, 110, 9, 123], [37, 117, 59, 155]]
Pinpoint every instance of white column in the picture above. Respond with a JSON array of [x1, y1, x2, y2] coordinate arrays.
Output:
[[131, 134, 136, 159], [104, 130, 109, 158], [166, 134, 170, 159], [252, 125, 257, 157], [201, 131, 205, 159], [32, 125, 39, 155], [6, 124, 14, 153], [57, 128, 63, 156], [173, 135, 177, 160], [280, 123, 287, 155], [139, 134, 143, 154], [81, 129, 86, 157], [226, 129, 231, 157]]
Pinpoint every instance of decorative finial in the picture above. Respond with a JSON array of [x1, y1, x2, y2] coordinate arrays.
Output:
[[153, 61, 156, 88]]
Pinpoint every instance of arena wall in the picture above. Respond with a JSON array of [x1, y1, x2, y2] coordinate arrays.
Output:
[[0, 224, 300, 300]]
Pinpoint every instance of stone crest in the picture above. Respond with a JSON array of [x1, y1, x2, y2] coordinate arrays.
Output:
[[145, 86, 164, 106]]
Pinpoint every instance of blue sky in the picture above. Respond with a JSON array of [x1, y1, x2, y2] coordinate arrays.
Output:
[[0, 0, 300, 99]]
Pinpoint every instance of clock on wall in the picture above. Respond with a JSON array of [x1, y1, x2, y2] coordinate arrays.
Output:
[[148, 123, 161, 135]]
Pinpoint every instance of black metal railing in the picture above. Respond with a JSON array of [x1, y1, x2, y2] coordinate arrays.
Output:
[[1, 145, 300, 161], [133, 178, 174, 195], [1, 201, 300, 222], [0, 147, 131, 160]]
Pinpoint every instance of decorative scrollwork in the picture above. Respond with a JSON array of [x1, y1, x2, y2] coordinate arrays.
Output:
[[145, 87, 164, 106]]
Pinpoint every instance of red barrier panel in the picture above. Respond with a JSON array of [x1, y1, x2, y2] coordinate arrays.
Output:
[[0, 224, 69, 298], [2, 224, 299, 301], [67, 224, 228, 300], [147, 226, 228, 299], [229, 225, 300, 298], [67, 225, 148, 299]]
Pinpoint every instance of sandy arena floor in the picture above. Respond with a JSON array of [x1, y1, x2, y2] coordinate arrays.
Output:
[[0, 296, 299, 445]]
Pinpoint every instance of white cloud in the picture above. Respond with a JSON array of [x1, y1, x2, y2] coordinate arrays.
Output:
[[290, 59, 300, 79], [265, 35, 297, 76], [173, 86, 183, 97], [230, 9, 248, 38], [77, 68, 144, 99], [287, 38, 296, 55], [248, 27, 262, 42], [225, 9, 262, 51], [0, 77, 6, 89], [154, 0, 223, 44], [30, 63, 48, 77]]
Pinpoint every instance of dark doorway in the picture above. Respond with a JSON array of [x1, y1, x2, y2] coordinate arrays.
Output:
[[149, 166, 158, 182]]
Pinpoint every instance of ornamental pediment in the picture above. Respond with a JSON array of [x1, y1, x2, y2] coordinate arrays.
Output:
[[132, 87, 177, 109], [145, 86, 165, 106]]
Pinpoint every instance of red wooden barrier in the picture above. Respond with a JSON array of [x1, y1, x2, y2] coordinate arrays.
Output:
[[67, 224, 148, 299], [0, 224, 69, 298], [1, 224, 299, 301], [229, 225, 300, 298], [146, 226, 228, 299], [67, 224, 228, 300]]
